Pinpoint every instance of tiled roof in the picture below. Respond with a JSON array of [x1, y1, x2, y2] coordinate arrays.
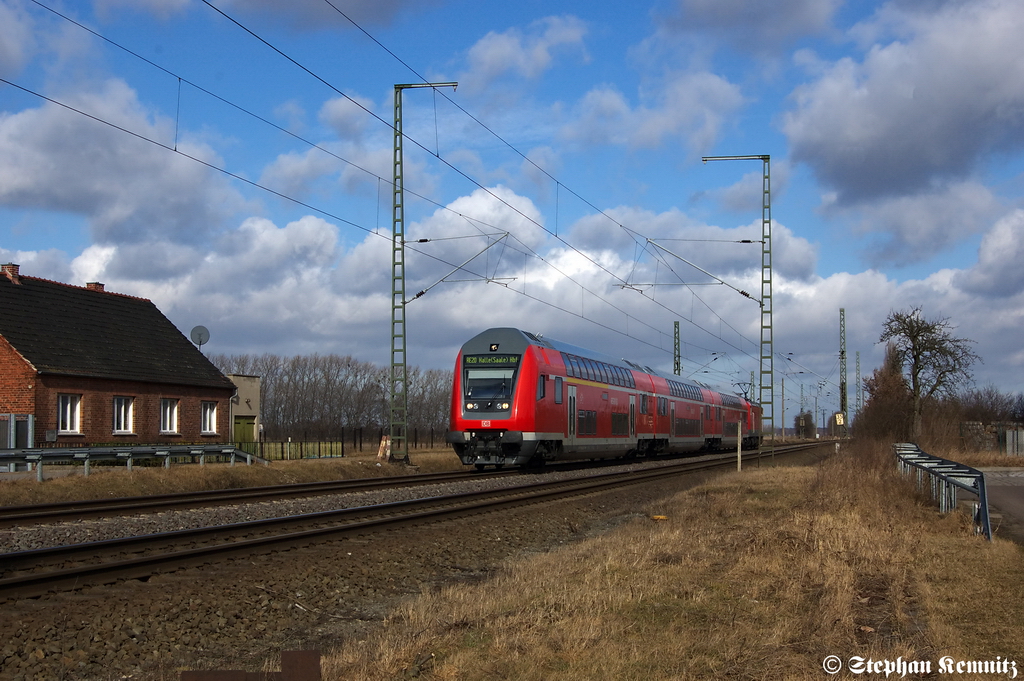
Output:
[[0, 275, 235, 390]]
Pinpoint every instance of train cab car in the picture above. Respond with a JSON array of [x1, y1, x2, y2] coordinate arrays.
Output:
[[446, 328, 763, 469]]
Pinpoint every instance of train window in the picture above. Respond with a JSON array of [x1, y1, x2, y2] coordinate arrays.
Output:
[[554, 376, 563, 404], [578, 410, 597, 435], [640, 395, 649, 415], [536, 374, 546, 400], [465, 368, 516, 400]]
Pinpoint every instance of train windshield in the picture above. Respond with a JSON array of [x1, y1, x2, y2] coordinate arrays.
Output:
[[462, 353, 520, 400], [465, 368, 517, 399]]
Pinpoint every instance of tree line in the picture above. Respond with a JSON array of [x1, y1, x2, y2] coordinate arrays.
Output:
[[853, 307, 1023, 447], [209, 353, 453, 441]]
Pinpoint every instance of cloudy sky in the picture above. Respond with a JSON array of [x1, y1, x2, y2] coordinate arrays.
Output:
[[2, 0, 1023, 424]]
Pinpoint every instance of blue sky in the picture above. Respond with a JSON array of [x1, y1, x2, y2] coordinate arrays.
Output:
[[2, 0, 1024, 424]]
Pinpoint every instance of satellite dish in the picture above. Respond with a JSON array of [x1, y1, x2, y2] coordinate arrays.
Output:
[[190, 325, 210, 351]]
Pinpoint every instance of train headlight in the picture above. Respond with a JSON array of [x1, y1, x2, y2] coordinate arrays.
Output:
[[499, 402, 510, 410], [466, 402, 478, 410]]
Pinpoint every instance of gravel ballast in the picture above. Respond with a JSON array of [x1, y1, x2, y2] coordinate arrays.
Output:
[[0, 459, 727, 680]]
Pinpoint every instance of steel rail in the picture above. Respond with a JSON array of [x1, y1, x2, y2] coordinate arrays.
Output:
[[0, 446, 823, 599], [0, 442, 825, 527], [0, 468, 515, 527]]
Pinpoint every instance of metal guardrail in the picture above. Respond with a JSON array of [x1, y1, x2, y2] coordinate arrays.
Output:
[[0, 444, 268, 481], [894, 442, 992, 541]]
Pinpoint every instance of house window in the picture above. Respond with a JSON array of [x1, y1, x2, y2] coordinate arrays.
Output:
[[113, 396, 134, 434], [58, 394, 81, 434], [201, 401, 218, 435], [160, 398, 179, 434]]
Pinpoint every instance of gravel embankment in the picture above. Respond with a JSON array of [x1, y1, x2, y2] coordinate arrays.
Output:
[[0, 458, 717, 681], [0, 459, 681, 554]]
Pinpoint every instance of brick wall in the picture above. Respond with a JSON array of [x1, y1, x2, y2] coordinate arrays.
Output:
[[34, 375, 233, 446], [0, 335, 36, 414]]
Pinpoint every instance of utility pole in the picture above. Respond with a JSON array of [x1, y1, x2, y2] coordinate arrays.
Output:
[[702, 155, 773, 447], [780, 378, 785, 441], [390, 82, 457, 465], [673, 321, 681, 375], [839, 308, 848, 438], [856, 351, 863, 417]]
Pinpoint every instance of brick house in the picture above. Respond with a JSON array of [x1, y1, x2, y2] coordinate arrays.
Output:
[[0, 263, 236, 447]]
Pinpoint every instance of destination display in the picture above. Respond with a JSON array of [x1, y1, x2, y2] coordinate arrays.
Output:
[[464, 354, 520, 367]]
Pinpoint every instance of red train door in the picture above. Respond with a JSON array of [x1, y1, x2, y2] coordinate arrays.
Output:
[[567, 385, 577, 448], [629, 394, 636, 437]]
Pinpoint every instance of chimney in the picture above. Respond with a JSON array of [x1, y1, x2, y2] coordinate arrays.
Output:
[[1, 263, 20, 284], [86, 282, 105, 292]]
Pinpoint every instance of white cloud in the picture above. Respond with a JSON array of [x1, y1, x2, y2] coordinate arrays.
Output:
[[0, 0, 34, 78], [704, 163, 793, 215], [93, 0, 191, 21], [783, 0, 1024, 202], [29, 184, 1020, 400], [833, 181, 1002, 266], [0, 246, 71, 282], [0, 79, 242, 244], [405, 185, 549, 290], [319, 95, 376, 140], [258, 148, 345, 200], [237, 0, 431, 28], [666, 0, 842, 52], [954, 209, 1024, 297], [460, 16, 588, 94], [563, 70, 744, 153]]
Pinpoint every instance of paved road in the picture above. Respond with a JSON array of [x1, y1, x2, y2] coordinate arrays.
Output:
[[979, 468, 1024, 545]]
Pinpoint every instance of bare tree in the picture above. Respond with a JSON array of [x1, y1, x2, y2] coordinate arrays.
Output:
[[879, 307, 980, 440], [210, 352, 451, 441], [957, 386, 1020, 424]]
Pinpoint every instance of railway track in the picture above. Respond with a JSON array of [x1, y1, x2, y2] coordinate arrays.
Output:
[[0, 468, 516, 528], [0, 441, 825, 528], [0, 444, 826, 599]]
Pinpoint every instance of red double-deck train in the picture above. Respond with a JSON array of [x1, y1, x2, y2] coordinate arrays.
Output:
[[446, 328, 763, 469]]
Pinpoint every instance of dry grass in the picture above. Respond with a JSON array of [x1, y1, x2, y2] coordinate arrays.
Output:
[[923, 446, 1024, 469], [0, 448, 463, 507], [324, 442, 1024, 680]]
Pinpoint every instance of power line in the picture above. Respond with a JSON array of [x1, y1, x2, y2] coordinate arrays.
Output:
[[313, 0, 765, 360], [0, 77, 375, 236], [200, 0, 758, 371], [0, 74, 718, 373], [21, 1, 766, 378]]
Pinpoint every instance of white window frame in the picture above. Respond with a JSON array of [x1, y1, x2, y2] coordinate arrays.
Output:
[[113, 396, 134, 434], [201, 401, 218, 435], [58, 394, 82, 434], [160, 398, 179, 434]]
